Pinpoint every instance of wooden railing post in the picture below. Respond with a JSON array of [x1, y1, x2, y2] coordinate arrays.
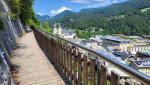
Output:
[[69, 48, 73, 82], [73, 49, 77, 85], [110, 71, 120, 85], [64, 46, 67, 76], [83, 55, 88, 85], [60, 44, 63, 70], [97, 61, 101, 85], [67, 47, 70, 79], [77, 52, 82, 85], [65, 46, 69, 78], [58, 43, 61, 68], [100, 65, 107, 85], [90, 58, 95, 85], [62, 44, 65, 73]]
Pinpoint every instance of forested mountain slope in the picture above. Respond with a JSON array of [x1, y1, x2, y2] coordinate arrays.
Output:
[[36, 0, 150, 38]]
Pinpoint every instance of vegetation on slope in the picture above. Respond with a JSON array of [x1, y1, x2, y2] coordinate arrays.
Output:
[[43, 21, 52, 33], [7, 0, 40, 28]]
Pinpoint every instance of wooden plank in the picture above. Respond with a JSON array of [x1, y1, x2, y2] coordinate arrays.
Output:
[[66, 46, 69, 79], [55, 42, 58, 64], [90, 58, 95, 85], [73, 50, 77, 85], [83, 55, 88, 85], [67, 47, 70, 79], [77, 52, 82, 85], [69, 48, 73, 83], [58, 43, 61, 67], [100, 65, 108, 85], [51, 39, 54, 63], [64, 46, 67, 74], [110, 71, 120, 85], [61, 43, 63, 70], [62, 44, 65, 72], [97, 62, 101, 85], [54, 40, 57, 64]]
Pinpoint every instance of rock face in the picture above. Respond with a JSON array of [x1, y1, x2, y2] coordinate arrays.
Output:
[[0, 0, 25, 84], [0, 0, 25, 55]]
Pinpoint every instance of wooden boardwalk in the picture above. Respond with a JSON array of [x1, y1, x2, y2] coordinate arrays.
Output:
[[11, 32, 66, 85]]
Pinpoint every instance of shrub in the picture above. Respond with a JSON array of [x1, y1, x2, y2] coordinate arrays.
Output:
[[7, 0, 20, 15], [8, 13, 16, 20]]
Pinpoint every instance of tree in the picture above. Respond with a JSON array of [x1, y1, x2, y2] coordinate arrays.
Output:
[[19, 0, 34, 25], [43, 21, 52, 33], [8, 0, 20, 15]]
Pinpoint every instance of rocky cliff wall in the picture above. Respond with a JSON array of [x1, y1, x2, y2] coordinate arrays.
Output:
[[0, 0, 25, 55]]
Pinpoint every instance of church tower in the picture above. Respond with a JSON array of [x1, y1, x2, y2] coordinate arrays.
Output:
[[53, 23, 58, 34], [53, 23, 62, 35], [58, 23, 62, 35]]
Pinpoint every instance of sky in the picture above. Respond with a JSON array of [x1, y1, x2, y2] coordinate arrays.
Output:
[[33, 0, 128, 16]]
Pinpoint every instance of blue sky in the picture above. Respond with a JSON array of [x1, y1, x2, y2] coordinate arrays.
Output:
[[33, 0, 128, 16]]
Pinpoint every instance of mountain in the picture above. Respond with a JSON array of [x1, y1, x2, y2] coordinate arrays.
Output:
[[36, 0, 150, 25], [36, 0, 150, 37], [79, 0, 150, 17], [35, 14, 52, 24], [54, 10, 77, 20], [48, 0, 150, 25]]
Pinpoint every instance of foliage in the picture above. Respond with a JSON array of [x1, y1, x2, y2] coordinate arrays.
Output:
[[8, 13, 16, 20], [0, 20, 4, 31], [7, 0, 20, 15], [43, 21, 52, 33], [75, 29, 102, 39], [19, 0, 35, 25], [7, 0, 36, 26], [28, 19, 40, 29], [102, 9, 150, 35]]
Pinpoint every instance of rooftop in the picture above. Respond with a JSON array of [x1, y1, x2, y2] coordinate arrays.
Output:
[[139, 50, 150, 55], [102, 35, 131, 43], [133, 60, 150, 67]]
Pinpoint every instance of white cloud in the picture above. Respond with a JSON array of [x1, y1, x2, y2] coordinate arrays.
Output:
[[69, 0, 121, 7], [86, 0, 120, 8], [112, 0, 118, 4], [50, 6, 72, 16], [69, 0, 90, 3], [36, 13, 45, 16], [69, 0, 106, 4]]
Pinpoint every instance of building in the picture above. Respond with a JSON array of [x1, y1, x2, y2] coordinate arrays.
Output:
[[53, 23, 76, 39], [102, 36, 130, 47], [136, 50, 150, 61], [142, 35, 150, 39], [130, 60, 150, 76], [80, 40, 106, 51], [90, 35, 103, 44], [112, 51, 130, 61], [127, 43, 150, 55]]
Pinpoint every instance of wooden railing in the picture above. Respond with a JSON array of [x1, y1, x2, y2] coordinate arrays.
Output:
[[32, 28, 150, 85]]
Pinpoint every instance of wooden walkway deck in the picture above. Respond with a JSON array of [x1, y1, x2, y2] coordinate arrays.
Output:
[[11, 32, 66, 85]]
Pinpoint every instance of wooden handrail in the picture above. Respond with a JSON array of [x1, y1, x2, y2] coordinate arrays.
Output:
[[32, 28, 150, 85]]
